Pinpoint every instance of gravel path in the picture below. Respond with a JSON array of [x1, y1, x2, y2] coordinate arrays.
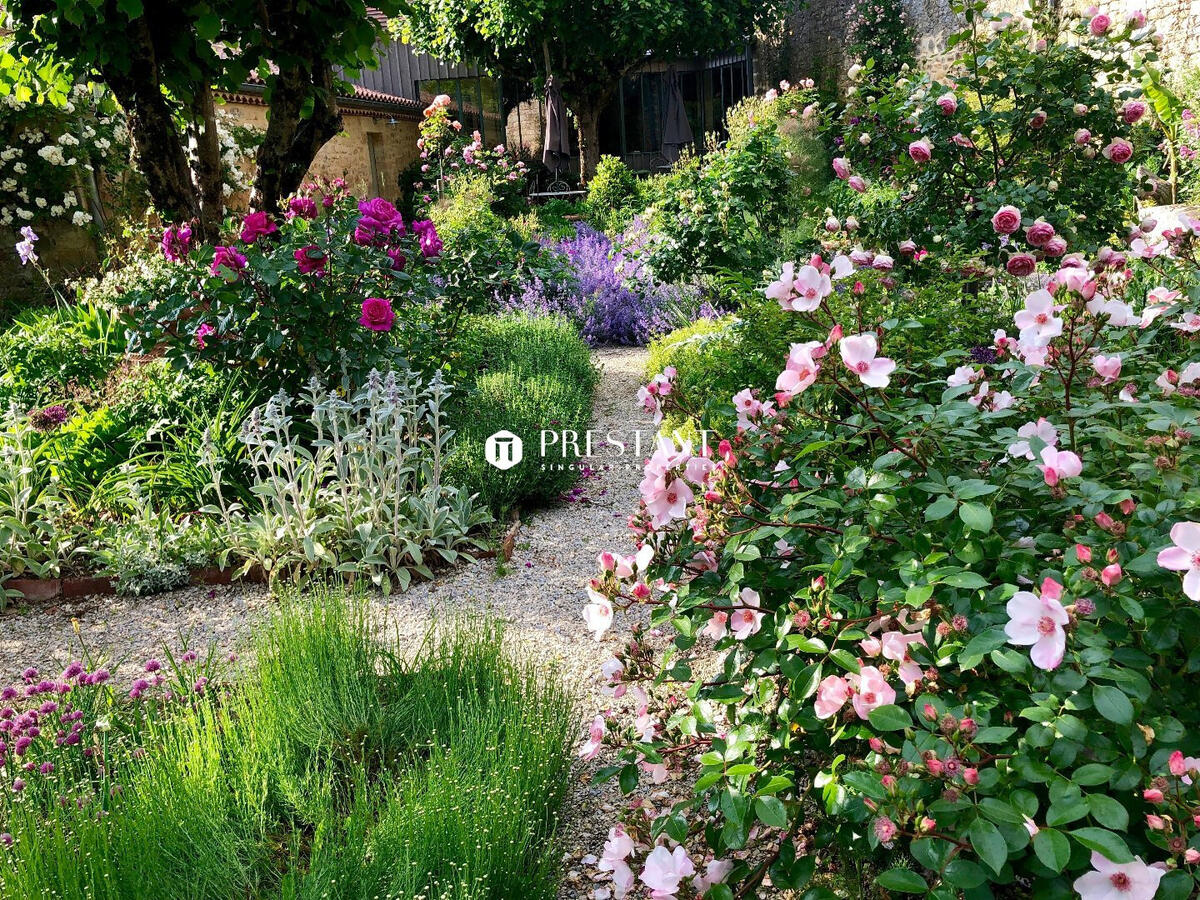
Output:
[[0, 346, 656, 897]]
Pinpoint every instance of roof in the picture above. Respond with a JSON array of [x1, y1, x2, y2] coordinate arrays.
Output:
[[220, 75, 424, 120]]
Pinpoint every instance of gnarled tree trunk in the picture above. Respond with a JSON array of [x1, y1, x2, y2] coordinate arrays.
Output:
[[249, 60, 343, 213], [103, 18, 202, 229]]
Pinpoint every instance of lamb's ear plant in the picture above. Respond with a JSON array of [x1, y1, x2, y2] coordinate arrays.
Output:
[[203, 368, 489, 592]]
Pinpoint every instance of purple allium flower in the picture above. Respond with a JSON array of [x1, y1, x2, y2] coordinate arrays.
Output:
[[181, 651, 198, 664], [144, 659, 162, 674]]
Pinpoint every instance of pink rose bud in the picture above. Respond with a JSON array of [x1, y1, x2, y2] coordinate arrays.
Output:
[[1095, 512, 1117, 531], [1143, 788, 1165, 804], [704, 491, 722, 503], [631, 582, 651, 600], [1119, 498, 1136, 515], [869, 737, 884, 752], [812, 575, 826, 591], [1187, 849, 1200, 864], [1106, 548, 1119, 564], [923, 703, 937, 721], [1076, 544, 1093, 563], [963, 768, 979, 785], [1101, 564, 1123, 587], [920, 817, 937, 832], [1146, 814, 1166, 830], [598, 552, 616, 572], [927, 757, 944, 776]]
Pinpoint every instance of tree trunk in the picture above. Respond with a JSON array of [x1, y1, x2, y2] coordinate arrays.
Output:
[[191, 84, 225, 241], [573, 102, 602, 184], [249, 62, 343, 214], [102, 18, 200, 226]]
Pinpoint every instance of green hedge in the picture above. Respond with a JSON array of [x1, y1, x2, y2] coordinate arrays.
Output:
[[447, 314, 597, 514]]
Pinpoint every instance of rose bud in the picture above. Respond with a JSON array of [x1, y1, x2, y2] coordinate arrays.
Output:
[[963, 768, 980, 785], [1075, 544, 1093, 563], [1143, 788, 1165, 804]]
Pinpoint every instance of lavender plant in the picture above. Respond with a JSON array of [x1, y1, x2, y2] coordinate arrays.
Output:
[[499, 224, 720, 346]]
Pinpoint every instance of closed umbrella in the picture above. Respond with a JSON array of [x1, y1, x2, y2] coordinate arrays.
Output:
[[661, 67, 694, 163], [542, 75, 571, 185]]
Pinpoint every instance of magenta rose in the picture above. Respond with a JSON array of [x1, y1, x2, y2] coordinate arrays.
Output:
[[991, 205, 1022, 235], [1006, 253, 1037, 277], [413, 219, 443, 258], [1122, 100, 1147, 125], [293, 245, 328, 276], [1025, 221, 1056, 247], [1089, 13, 1111, 35], [907, 139, 932, 164], [210, 245, 248, 281], [386, 247, 407, 271], [161, 224, 192, 263], [240, 211, 277, 244], [359, 297, 395, 332], [287, 196, 319, 220], [1102, 138, 1134, 163]]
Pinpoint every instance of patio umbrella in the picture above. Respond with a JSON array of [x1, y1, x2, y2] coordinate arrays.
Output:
[[542, 75, 571, 177], [661, 67, 694, 163]]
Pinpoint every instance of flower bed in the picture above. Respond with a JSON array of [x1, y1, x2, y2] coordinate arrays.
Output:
[[581, 211, 1200, 897]]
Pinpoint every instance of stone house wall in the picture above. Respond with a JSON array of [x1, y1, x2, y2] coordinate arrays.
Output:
[[756, 0, 1200, 92], [220, 100, 422, 207]]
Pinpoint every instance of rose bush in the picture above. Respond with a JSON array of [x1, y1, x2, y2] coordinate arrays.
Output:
[[126, 181, 451, 390], [583, 214, 1200, 898], [828, 1, 1158, 264]]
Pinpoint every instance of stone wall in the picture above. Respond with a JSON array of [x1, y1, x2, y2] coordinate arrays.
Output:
[[221, 102, 422, 207], [756, 0, 1200, 91], [0, 218, 99, 309]]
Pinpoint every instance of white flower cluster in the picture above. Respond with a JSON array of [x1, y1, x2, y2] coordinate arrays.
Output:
[[0, 93, 112, 229]]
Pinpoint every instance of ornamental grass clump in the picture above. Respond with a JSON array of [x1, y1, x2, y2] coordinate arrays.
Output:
[[0, 586, 578, 900], [580, 213, 1200, 897]]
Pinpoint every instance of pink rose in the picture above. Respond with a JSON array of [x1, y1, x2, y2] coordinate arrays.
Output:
[[907, 138, 932, 163], [1122, 100, 1147, 124], [359, 297, 395, 331], [1103, 136, 1134, 162], [1074, 128, 1092, 145], [1006, 253, 1037, 277], [286, 196, 318, 220], [1043, 235, 1068, 256], [848, 175, 868, 193], [1025, 221, 1056, 247], [1089, 13, 1111, 35], [832, 156, 851, 179], [1029, 109, 1047, 129], [936, 92, 958, 115], [992, 205, 1022, 234], [161, 224, 193, 262]]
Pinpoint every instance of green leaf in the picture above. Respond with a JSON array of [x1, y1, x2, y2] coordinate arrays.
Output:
[[943, 858, 987, 889], [959, 502, 993, 532], [1086, 794, 1129, 831], [1032, 829, 1071, 873], [925, 496, 957, 520], [1070, 827, 1133, 863], [755, 796, 788, 828], [875, 869, 928, 893], [968, 818, 1008, 874], [867, 704, 912, 731], [1092, 685, 1134, 725]]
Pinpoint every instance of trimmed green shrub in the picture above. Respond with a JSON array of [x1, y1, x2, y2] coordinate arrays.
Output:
[[585, 155, 643, 235], [447, 314, 597, 514]]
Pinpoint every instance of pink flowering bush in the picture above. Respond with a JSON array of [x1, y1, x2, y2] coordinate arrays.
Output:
[[126, 180, 450, 390], [585, 222, 1200, 896], [830, 0, 1157, 263]]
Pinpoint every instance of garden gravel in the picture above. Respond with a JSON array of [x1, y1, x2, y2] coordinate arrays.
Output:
[[0, 346, 661, 898]]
